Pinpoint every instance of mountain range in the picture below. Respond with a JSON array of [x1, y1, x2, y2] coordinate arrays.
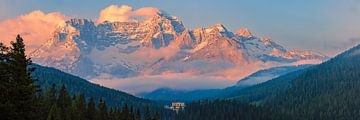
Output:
[[29, 11, 327, 93]]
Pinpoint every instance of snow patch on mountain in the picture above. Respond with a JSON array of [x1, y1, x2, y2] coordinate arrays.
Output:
[[29, 9, 328, 93]]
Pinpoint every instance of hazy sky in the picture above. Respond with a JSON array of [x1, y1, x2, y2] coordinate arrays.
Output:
[[1, 0, 360, 56]]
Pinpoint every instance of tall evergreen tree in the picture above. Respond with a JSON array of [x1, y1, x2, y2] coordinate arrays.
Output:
[[1, 35, 38, 119], [97, 98, 108, 120], [135, 110, 141, 120], [47, 104, 61, 120], [72, 93, 86, 120], [114, 107, 122, 120], [0, 42, 17, 120], [87, 97, 96, 120], [57, 84, 72, 120], [108, 108, 116, 120], [44, 84, 57, 110], [122, 104, 131, 120], [153, 112, 159, 120], [145, 107, 152, 120]]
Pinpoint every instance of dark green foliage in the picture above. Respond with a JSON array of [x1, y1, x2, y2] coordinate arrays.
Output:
[[222, 69, 305, 103], [267, 44, 360, 120], [31, 64, 175, 119], [153, 112, 160, 120], [224, 44, 360, 120], [47, 105, 61, 120], [122, 104, 131, 120], [145, 107, 152, 120], [72, 93, 86, 120], [57, 84, 72, 120], [32, 64, 153, 108], [39, 84, 161, 120], [97, 98, 108, 120], [135, 110, 141, 120], [0, 35, 38, 120], [174, 100, 289, 120], [87, 97, 97, 120]]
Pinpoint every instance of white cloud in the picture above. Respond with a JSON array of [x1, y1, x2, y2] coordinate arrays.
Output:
[[0, 10, 69, 53], [90, 73, 236, 95], [97, 5, 160, 23]]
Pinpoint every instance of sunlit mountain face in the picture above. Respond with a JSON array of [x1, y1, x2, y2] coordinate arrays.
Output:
[[1, 5, 328, 94]]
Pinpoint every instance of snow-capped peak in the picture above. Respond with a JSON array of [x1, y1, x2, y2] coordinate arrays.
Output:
[[30, 10, 328, 84], [208, 24, 228, 32], [235, 28, 252, 38]]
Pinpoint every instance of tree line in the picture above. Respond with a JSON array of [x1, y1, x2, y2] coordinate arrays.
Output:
[[174, 100, 290, 120], [41, 84, 159, 120]]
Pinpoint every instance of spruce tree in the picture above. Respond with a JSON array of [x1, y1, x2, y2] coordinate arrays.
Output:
[[114, 107, 122, 120], [72, 93, 86, 120], [0, 42, 17, 120], [97, 98, 108, 120], [57, 84, 72, 120], [153, 112, 160, 120], [44, 84, 57, 111], [87, 97, 96, 120], [145, 107, 152, 120], [47, 104, 61, 120], [8, 35, 38, 119], [135, 110, 141, 120], [122, 104, 130, 120]]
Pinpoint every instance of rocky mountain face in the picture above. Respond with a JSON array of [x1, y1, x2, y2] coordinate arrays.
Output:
[[29, 12, 327, 84]]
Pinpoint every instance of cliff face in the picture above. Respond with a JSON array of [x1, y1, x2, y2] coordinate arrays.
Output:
[[30, 13, 327, 81]]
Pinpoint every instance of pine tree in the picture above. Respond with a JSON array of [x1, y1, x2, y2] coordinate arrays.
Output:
[[97, 98, 108, 120], [0, 42, 17, 120], [122, 104, 131, 120], [47, 104, 61, 120], [153, 111, 160, 120], [145, 107, 152, 120], [114, 107, 122, 120], [44, 84, 57, 110], [72, 93, 86, 120], [108, 108, 115, 120], [135, 110, 141, 120], [7, 35, 38, 119], [87, 97, 96, 120], [57, 84, 72, 120]]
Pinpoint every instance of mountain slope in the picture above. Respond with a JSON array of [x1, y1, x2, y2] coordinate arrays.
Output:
[[265, 44, 360, 120], [222, 44, 360, 119], [32, 64, 153, 107], [221, 68, 307, 102]]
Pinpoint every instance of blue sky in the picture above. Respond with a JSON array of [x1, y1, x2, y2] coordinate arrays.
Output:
[[1, 0, 360, 56]]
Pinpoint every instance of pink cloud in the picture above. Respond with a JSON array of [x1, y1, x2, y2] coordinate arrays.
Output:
[[97, 5, 160, 23], [0, 10, 69, 53]]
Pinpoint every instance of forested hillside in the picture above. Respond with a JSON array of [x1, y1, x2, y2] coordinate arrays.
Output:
[[267, 44, 360, 120], [174, 100, 290, 120], [0, 35, 174, 120], [32, 64, 152, 107], [214, 44, 360, 120], [220, 69, 306, 103]]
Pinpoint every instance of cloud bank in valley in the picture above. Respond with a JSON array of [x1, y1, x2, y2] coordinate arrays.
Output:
[[0, 10, 69, 53], [97, 5, 160, 23], [90, 73, 236, 95]]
